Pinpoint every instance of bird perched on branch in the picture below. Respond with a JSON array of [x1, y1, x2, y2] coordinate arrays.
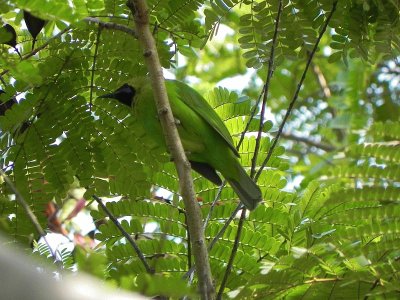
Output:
[[99, 78, 262, 210]]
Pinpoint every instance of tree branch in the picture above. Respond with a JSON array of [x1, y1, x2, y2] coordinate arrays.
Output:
[[255, 0, 338, 181], [84, 17, 137, 38], [0, 27, 71, 78], [216, 208, 247, 300], [185, 204, 243, 280], [310, 61, 345, 142], [0, 18, 135, 80], [0, 168, 57, 259], [0, 169, 46, 237], [202, 88, 267, 233], [215, 2, 284, 295], [311, 62, 331, 99], [281, 132, 336, 152], [126, 1, 214, 298], [92, 195, 154, 274], [89, 27, 102, 110], [251, 0, 283, 178]]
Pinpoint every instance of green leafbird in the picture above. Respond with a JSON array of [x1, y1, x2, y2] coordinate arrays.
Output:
[[99, 78, 262, 210]]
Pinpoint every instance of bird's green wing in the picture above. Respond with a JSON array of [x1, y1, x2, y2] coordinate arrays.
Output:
[[169, 80, 239, 157]]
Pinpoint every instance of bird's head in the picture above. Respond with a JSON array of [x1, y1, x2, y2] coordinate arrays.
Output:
[[98, 83, 136, 107]]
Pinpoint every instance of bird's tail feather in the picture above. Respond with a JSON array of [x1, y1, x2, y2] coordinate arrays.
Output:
[[226, 166, 262, 210]]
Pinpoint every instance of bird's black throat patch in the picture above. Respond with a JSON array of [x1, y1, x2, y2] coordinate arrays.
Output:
[[99, 83, 136, 107]]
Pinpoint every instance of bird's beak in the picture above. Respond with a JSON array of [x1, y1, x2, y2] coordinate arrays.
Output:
[[96, 84, 135, 107], [97, 92, 117, 100]]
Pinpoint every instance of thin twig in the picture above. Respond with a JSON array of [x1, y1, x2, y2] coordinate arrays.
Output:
[[214, 2, 283, 295], [202, 90, 264, 230], [208, 204, 243, 251], [281, 132, 336, 152], [186, 213, 192, 269], [0, 27, 71, 78], [187, 9, 276, 276], [250, 0, 283, 178], [126, 1, 214, 298], [214, 2, 339, 296], [89, 26, 102, 110], [84, 17, 137, 38], [216, 208, 247, 300], [255, 1, 338, 181], [0, 169, 45, 236], [184, 204, 243, 280], [310, 61, 345, 142], [202, 181, 224, 230], [0, 75, 6, 85], [92, 195, 154, 274], [311, 62, 331, 98], [200, 32, 272, 280], [0, 168, 56, 259], [201, 0, 284, 234]]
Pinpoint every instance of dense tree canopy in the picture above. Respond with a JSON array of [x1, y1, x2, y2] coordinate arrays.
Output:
[[0, 0, 399, 298]]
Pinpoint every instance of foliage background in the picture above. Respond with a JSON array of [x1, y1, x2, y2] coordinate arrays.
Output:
[[0, 0, 399, 298]]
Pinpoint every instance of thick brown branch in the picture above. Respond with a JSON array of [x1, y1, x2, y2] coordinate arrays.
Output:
[[126, 1, 214, 298]]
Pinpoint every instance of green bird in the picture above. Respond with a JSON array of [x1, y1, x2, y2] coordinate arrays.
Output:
[[99, 78, 262, 210]]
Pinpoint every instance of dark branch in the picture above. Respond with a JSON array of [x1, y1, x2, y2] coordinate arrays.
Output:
[[255, 0, 338, 181], [84, 17, 137, 38], [184, 204, 243, 280], [251, 0, 283, 178], [216, 208, 247, 300], [281, 132, 336, 152], [0, 168, 56, 259], [92, 195, 154, 274], [215, 1, 284, 294], [0, 27, 71, 78], [89, 27, 102, 110]]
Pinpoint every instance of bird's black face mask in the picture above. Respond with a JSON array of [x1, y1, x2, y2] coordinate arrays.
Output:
[[98, 84, 135, 107]]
